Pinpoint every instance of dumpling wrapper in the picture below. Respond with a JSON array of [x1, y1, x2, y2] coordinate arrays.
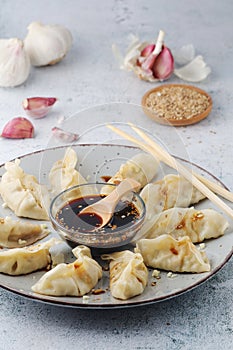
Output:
[[102, 152, 159, 194], [142, 207, 229, 242], [101, 250, 148, 300], [0, 238, 60, 276], [31, 245, 102, 296], [0, 216, 50, 248], [0, 159, 49, 220], [49, 147, 87, 195], [135, 234, 210, 273]]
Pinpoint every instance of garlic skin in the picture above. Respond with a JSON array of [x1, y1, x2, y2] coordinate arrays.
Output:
[[0, 38, 30, 87], [24, 22, 73, 66], [112, 34, 148, 71], [22, 97, 57, 118], [172, 44, 195, 65], [174, 55, 211, 82], [51, 127, 79, 142], [1, 117, 34, 139]]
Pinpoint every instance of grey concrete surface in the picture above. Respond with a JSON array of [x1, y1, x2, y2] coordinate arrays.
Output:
[[0, 1, 232, 349]]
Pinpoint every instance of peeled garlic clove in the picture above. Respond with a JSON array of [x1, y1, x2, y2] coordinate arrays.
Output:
[[152, 46, 174, 80], [0, 38, 30, 87], [24, 21, 72, 66], [23, 97, 57, 118], [1, 117, 34, 139], [174, 55, 211, 82]]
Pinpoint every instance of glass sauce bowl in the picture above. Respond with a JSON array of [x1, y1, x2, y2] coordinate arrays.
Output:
[[50, 183, 146, 249]]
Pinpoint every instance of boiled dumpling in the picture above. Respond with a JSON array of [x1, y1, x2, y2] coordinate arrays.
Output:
[[0, 159, 49, 220], [102, 152, 159, 193], [0, 216, 50, 248], [31, 245, 102, 296], [141, 207, 229, 242], [0, 238, 60, 275], [135, 234, 210, 273], [101, 250, 148, 300], [49, 147, 87, 195]]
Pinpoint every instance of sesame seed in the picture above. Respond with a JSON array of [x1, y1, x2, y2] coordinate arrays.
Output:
[[199, 243, 206, 250], [145, 86, 210, 121], [152, 269, 160, 278]]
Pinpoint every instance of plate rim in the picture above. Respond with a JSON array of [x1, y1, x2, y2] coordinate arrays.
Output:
[[0, 143, 232, 309]]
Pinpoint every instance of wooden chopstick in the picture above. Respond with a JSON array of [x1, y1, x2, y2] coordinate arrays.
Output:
[[128, 123, 233, 203], [109, 122, 233, 201], [107, 123, 233, 221], [190, 173, 233, 202]]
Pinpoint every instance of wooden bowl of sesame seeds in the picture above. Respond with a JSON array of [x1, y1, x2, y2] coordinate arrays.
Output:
[[141, 84, 212, 126]]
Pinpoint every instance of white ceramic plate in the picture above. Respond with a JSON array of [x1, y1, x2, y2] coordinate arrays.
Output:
[[0, 144, 232, 309]]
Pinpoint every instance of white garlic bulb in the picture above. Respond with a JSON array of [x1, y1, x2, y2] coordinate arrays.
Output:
[[24, 22, 73, 66], [0, 38, 30, 87]]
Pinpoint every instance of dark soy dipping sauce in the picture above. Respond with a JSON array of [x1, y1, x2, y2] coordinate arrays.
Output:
[[56, 195, 140, 233]]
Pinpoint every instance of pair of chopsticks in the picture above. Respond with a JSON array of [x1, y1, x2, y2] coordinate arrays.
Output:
[[107, 123, 233, 221]]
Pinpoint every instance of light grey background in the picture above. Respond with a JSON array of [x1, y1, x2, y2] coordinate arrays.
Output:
[[0, 1, 232, 349]]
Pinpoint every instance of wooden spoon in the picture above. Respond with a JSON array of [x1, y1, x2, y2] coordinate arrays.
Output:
[[78, 178, 141, 229]]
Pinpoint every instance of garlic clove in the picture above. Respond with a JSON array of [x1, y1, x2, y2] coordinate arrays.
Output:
[[1, 117, 34, 139], [139, 31, 165, 72], [24, 21, 73, 67], [0, 38, 30, 87], [174, 55, 211, 82], [137, 44, 156, 70], [141, 52, 157, 71], [22, 97, 57, 118], [52, 127, 79, 142], [140, 44, 155, 57], [115, 30, 174, 82], [152, 46, 174, 80]]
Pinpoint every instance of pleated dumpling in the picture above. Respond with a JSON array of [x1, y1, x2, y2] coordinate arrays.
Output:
[[49, 147, 87, 195], [0, 159, 49, 220], [102, 152, 159, 193], [31, 245, 102, 296], [0, 216, 50, 248], [101, 250, 148, 300], [142, 207, 229, 242], [134, 174, 206, 241], [135, 235, 210, 273], [140, 174, 205, 214], [0, 238, 59, 275]]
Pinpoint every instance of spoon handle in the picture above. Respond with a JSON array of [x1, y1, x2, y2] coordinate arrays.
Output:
[[101, 178, 141, 211]]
